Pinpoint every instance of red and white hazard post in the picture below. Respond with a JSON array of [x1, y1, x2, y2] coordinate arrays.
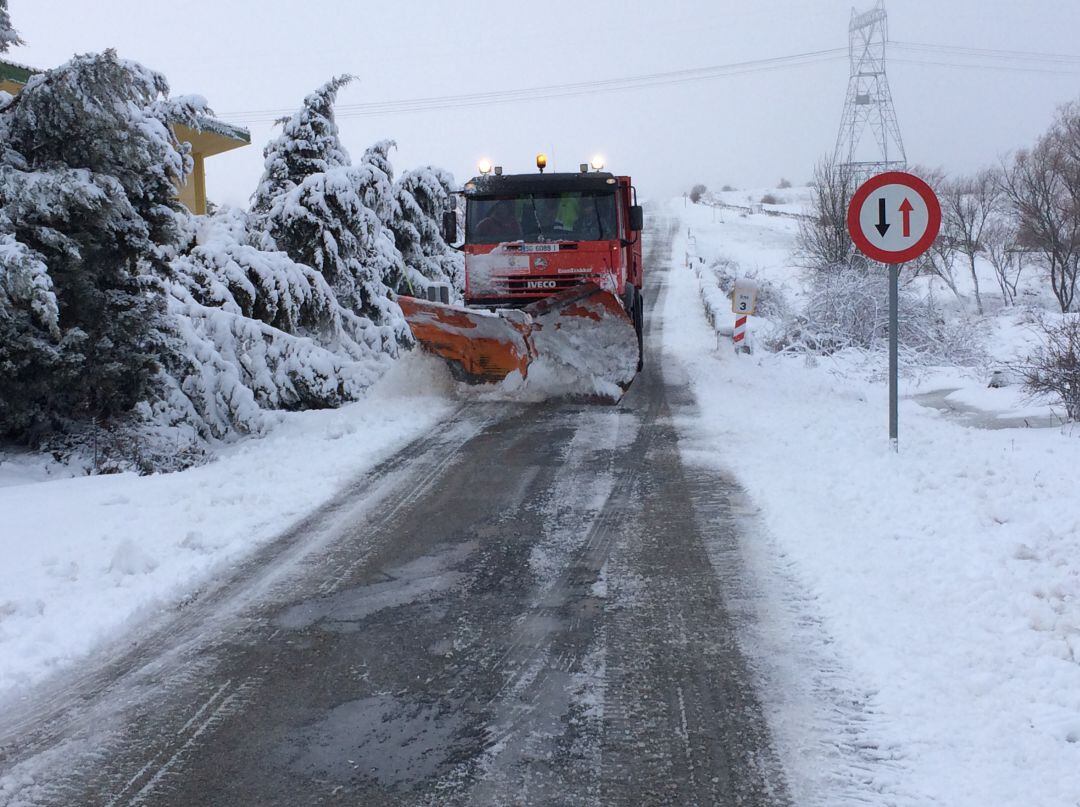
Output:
[[847, 171, 941, 452], [733, 314, 748, 347], [731, 280, 758, 354]]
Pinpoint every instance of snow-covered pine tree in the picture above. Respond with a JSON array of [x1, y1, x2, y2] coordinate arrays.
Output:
[[0, 0, 22, 52], [262, 113, 407, 341], [266, 163, 406, 341], [158, 205, 398, 448], [359, 139, 397, 221], [391, 165, 464, 295], [0, 51, 195, 441], [251, 75, 353, 215]]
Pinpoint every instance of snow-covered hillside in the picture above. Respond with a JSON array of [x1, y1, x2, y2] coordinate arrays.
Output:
[[663, 196, 1080, 806]]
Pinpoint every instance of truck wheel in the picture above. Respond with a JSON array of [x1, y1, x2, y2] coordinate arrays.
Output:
[[623, 286, 644, 372], [633, 288, 644, 371]]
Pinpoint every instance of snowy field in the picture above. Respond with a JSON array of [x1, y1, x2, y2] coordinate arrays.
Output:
[[0, 357, 455, 696], [663, 197, 1080, 806], [3, 192, 1078, 805]]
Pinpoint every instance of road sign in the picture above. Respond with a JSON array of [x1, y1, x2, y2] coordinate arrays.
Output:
[[732, 280, 758, 316], [847, 171, 941, 264], [847, 171, 941, 453]]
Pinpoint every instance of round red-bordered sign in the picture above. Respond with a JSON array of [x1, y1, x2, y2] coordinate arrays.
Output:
[[847, 171, 941, 264]]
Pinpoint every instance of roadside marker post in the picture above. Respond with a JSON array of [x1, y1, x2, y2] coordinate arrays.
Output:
[[847, 171, 941, 452], [731, 279, 758, 354], [733, 314, 748, 349]]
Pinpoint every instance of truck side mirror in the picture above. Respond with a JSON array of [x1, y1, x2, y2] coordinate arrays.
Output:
[[629, 205, 644, 232], [442, 210, 458, 245]]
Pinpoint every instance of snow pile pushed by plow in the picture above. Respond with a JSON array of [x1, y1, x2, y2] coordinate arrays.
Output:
[[401, 283, 639, 402]]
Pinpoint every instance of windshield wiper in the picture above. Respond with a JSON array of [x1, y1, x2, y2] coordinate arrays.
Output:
[[592, 195, 606, 239], [527, 194, 547, 241]]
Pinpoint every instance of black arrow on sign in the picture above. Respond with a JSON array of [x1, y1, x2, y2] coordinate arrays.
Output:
[[875, 198, 891, 237]]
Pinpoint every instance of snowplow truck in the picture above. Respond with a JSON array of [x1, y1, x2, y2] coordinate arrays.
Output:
[[399, 164, 644, 393]]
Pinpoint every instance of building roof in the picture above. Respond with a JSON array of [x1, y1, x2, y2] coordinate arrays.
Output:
[[0, 59, 250, 153], [193, 114, 250, 145], [173, 116, 250, 158], [0, 57, 39, 85]]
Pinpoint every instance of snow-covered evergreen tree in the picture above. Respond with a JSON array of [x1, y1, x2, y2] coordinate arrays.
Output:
[[2, 57, 463, 469], [391, 165, 463, 294], [155, 203, 399, 448], [0, 0, 22, 52], [0, 51, 195, 441], [359, 139, 397, 217], [266, 163, 406, 337], [251, 75, 353, 215]]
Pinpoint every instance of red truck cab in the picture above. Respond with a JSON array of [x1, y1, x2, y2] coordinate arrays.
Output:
[[458, 172, 643, 327]]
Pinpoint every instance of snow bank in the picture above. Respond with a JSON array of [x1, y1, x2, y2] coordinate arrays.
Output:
[[663, 199, 1080, 806], [0, 354, 455, 696]]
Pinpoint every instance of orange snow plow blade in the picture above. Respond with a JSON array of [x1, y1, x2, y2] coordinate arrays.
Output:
[[398, 295, 533, 383], [400, 283, 639, 391]]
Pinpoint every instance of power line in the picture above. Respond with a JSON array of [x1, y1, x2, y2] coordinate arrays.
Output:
[[214, 48, 848, 123], [213, 40, 1080, 127], [326, 55, 846, 121], [892, 41, 1080, 65], [891, 57, 1080, 77]]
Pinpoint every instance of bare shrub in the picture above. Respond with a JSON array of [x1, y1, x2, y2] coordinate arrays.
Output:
[[760, 193, 783, 205], [689, 183, 707, 203], [721, 184, 736, 192], [912, 234, 962, 300], [770, 265, 983, 365], [905, 166, 966, 302], [940, 168, 1003, 314], [707, 256, 789, 318], [796, 156, 858, 273], [1018, 314, 1080, 420], [1001, 101, 1080, 313], [983, 218, 1026, 306]]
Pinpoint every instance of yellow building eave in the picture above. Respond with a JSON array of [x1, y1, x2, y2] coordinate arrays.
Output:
[[0, 58, 250, 217], [172, 118, 251, 215], [172, 123, 249, 159]]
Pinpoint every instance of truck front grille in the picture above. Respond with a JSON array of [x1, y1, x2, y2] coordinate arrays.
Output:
[[493, 272, 592, 297]]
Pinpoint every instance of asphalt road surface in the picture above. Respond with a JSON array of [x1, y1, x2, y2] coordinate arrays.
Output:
[[0, 217, 790, 806]]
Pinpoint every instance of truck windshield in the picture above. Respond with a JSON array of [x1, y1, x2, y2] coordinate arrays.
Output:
[[466, 191, 618, 244]]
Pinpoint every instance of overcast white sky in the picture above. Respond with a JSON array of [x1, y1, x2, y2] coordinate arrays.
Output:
[[10, 1, 1080, 205]]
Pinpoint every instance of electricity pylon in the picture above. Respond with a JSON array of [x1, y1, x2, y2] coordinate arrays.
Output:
[[834, 0, 907, 182]]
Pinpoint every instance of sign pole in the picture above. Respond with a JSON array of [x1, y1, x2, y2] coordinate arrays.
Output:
[[889, 262, 899, 452], [847, 171, 941, 453]]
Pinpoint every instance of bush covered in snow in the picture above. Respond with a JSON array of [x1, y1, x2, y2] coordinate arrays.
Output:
[[160, 208, 396, 443], [391, 165, 464, 296], [771, 265, 984, 366], [0, 57, 460, 472], [707, 256, 789, 318], [265, 140, 407, 334], [0, 51, 194, 443]]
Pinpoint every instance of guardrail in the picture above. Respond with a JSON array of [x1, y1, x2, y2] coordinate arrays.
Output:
[[699, 197, 813, 222]]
